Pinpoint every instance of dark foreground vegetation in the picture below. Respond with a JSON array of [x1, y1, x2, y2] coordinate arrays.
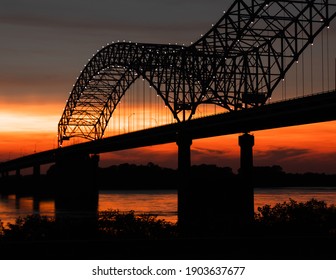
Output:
[[1, 199, 336, 260]]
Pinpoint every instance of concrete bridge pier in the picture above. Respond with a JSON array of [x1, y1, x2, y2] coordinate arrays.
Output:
[[1, 171, 9, 178], [176, 130, 193, 236], [175, 129, 257, 238], [176, 130, 255, 237], [49, 151, 100, 237], [33, 196, 40, 212], [33, 164, 40, 177], [239, 132, 254, 174], [237, 132, 255, 227]]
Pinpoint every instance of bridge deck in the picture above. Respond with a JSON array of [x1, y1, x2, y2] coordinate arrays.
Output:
[[1, 90, 335, 173]]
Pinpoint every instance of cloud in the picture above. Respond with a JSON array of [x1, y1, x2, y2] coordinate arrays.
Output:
[[0, 0, 229, 46], [99, 145, 178, 169], [192, 146, 226, 156], [254, 147, 336, 174], [256, 147, 312, 162]]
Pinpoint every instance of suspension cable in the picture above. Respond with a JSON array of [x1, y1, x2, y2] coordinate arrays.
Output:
[[322, 28, 325, 92], [311, 43, 314, 94], [143, 78, 145, 129], [327, 25, 330, 91]]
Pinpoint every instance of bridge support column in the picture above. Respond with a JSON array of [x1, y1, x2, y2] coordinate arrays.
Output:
[[33, 164, 40, 177], [33, 196, 40, 212], [49, 152, 100, 238], [15, 169, 21, 177], [239, 133, 254, 174], [176, 130, 193, 236], [177, 131, 192, 173], [237, 132, 255, 227]]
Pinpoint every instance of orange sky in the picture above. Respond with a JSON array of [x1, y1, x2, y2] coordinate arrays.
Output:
[[1, 99, 336, 174], [1, 1, 336, 174]]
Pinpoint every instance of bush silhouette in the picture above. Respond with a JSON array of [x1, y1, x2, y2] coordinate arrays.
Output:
[[98, 209, 176, 239], [254, 198, 336, 236], [2, 199, 336, 241], [1, 215, 59, 241], [0, 210, 177, 242], [0, 219, 4, 237]]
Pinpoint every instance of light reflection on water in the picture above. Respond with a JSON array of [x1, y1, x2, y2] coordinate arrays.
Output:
[[1, 187, 336, 226], [254, 187, 336, 211], [99, 190, 178, 223]]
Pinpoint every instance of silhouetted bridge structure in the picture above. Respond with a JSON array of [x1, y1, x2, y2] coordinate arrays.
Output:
[[1, 0, 336, 236], [1, 89, 336, 175]]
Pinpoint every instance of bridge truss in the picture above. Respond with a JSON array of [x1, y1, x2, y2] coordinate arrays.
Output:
[[58, 0, 336, 147]]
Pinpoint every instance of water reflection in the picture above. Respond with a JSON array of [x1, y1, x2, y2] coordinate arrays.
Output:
[[0, 195, 55, 226], [1, 187, 336, 227], [99, 190, 178, 223], [254, 187, 336, 211]]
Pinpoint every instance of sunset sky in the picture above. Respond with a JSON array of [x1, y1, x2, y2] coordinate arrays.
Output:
[[1, 0, 336, 174]]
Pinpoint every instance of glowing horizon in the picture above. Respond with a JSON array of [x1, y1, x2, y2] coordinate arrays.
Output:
[[1, 0, 336, 174]]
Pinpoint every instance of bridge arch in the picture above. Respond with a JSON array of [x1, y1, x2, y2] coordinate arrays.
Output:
[[58, 0, 336, 146], [58, 42, 185, 145]]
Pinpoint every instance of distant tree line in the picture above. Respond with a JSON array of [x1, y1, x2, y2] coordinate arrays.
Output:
[[97, 163, 336, 189], [1, 163, 336, 193]]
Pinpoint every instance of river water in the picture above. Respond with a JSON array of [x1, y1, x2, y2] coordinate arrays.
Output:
[[1, 187, 336, 226]]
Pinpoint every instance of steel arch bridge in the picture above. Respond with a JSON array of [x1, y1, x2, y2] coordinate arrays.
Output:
[[58, 0, 336, 147]]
